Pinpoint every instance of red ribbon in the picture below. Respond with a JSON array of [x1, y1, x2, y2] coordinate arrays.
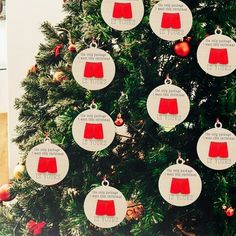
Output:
[[54, 44, 63, 57], [27, 220, 46, 236]]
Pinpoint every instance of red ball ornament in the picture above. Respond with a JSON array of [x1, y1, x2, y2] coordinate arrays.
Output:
[[114, 113, 124, 127], [225, 207, 235, 217], [173, 41, 191, 57], [68, 43, 76, 52], [0, 184, 12, 202]]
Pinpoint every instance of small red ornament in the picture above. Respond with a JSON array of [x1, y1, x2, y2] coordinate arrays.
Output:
[[225, 207, 235, 217], [68, 43, 76, 52], [173, 41, 191, 57], [27, 220, 46, 236], [0, 184, 12, 202], [114, 113, 124, 127], [54, 44, 64, 57]]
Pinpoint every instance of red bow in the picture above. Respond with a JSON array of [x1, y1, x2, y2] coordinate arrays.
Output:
[[27, 220, 46, 236], [54, 44, 63, 57]]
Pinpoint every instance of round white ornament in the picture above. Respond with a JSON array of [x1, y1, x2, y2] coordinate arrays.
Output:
[[72, 105, 116, 151], [197, 120, 236, 170], [26, 138, 69, 186], [146, 77, 190, 130], [197, 28, 236, 77], [101, 0, 144, 31], [158, 157, 202, 206], [149, 0, 193, 41], [84, 179, 127, 228], [72, 43, 116, 90]]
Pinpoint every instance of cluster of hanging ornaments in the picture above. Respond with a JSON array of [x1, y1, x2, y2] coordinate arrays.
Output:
[[24, 0, 236, 229], [71, 37, 117, 151], [70, 11, 126, 227], [100, 0, 236, 76]]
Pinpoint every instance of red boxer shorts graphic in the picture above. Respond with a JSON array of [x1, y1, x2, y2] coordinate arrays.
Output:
[[208, 141, 229, 158], [95, 200, 116, 216], [208, 48, 229, 64], [161, 12, 181, 29], [158, 98, 179, 115], [37, 157, 58, 174], [170, 178, 190, 194], [112, 2, 133, 19], [84, 62, 104, 78], [84, 123, 104, 140]]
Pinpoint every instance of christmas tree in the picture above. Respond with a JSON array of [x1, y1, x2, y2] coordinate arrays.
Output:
[[1, 0, 236, 235]]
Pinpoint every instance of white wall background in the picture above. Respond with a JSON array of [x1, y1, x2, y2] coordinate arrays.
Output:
[[0, 20, 7, 69], [0, 70, 8, 112], [0, 4, 8, 113], [8, 0, 64, 177]]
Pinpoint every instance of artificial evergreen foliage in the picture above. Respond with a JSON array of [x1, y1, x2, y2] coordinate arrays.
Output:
[[1, 0, 236, 235]]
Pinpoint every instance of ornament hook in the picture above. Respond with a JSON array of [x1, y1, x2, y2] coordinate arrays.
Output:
[[89, 100, 98, 109], [215, 26, 222, 35], [176, 151, 185, 164], [102, 176, 109, 186], [44, 132, 51, 143], [164, 74, 172, 85], [215, 118, 223, 128], [90, 38, 98, 48]]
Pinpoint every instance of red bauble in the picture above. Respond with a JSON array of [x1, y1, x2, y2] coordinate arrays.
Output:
[[68, 43, 76, 52], [114, 114, 124, 127], [225, 207, 235, 217], [0, 184, 12, 202], [174, 41, 191, 57]]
